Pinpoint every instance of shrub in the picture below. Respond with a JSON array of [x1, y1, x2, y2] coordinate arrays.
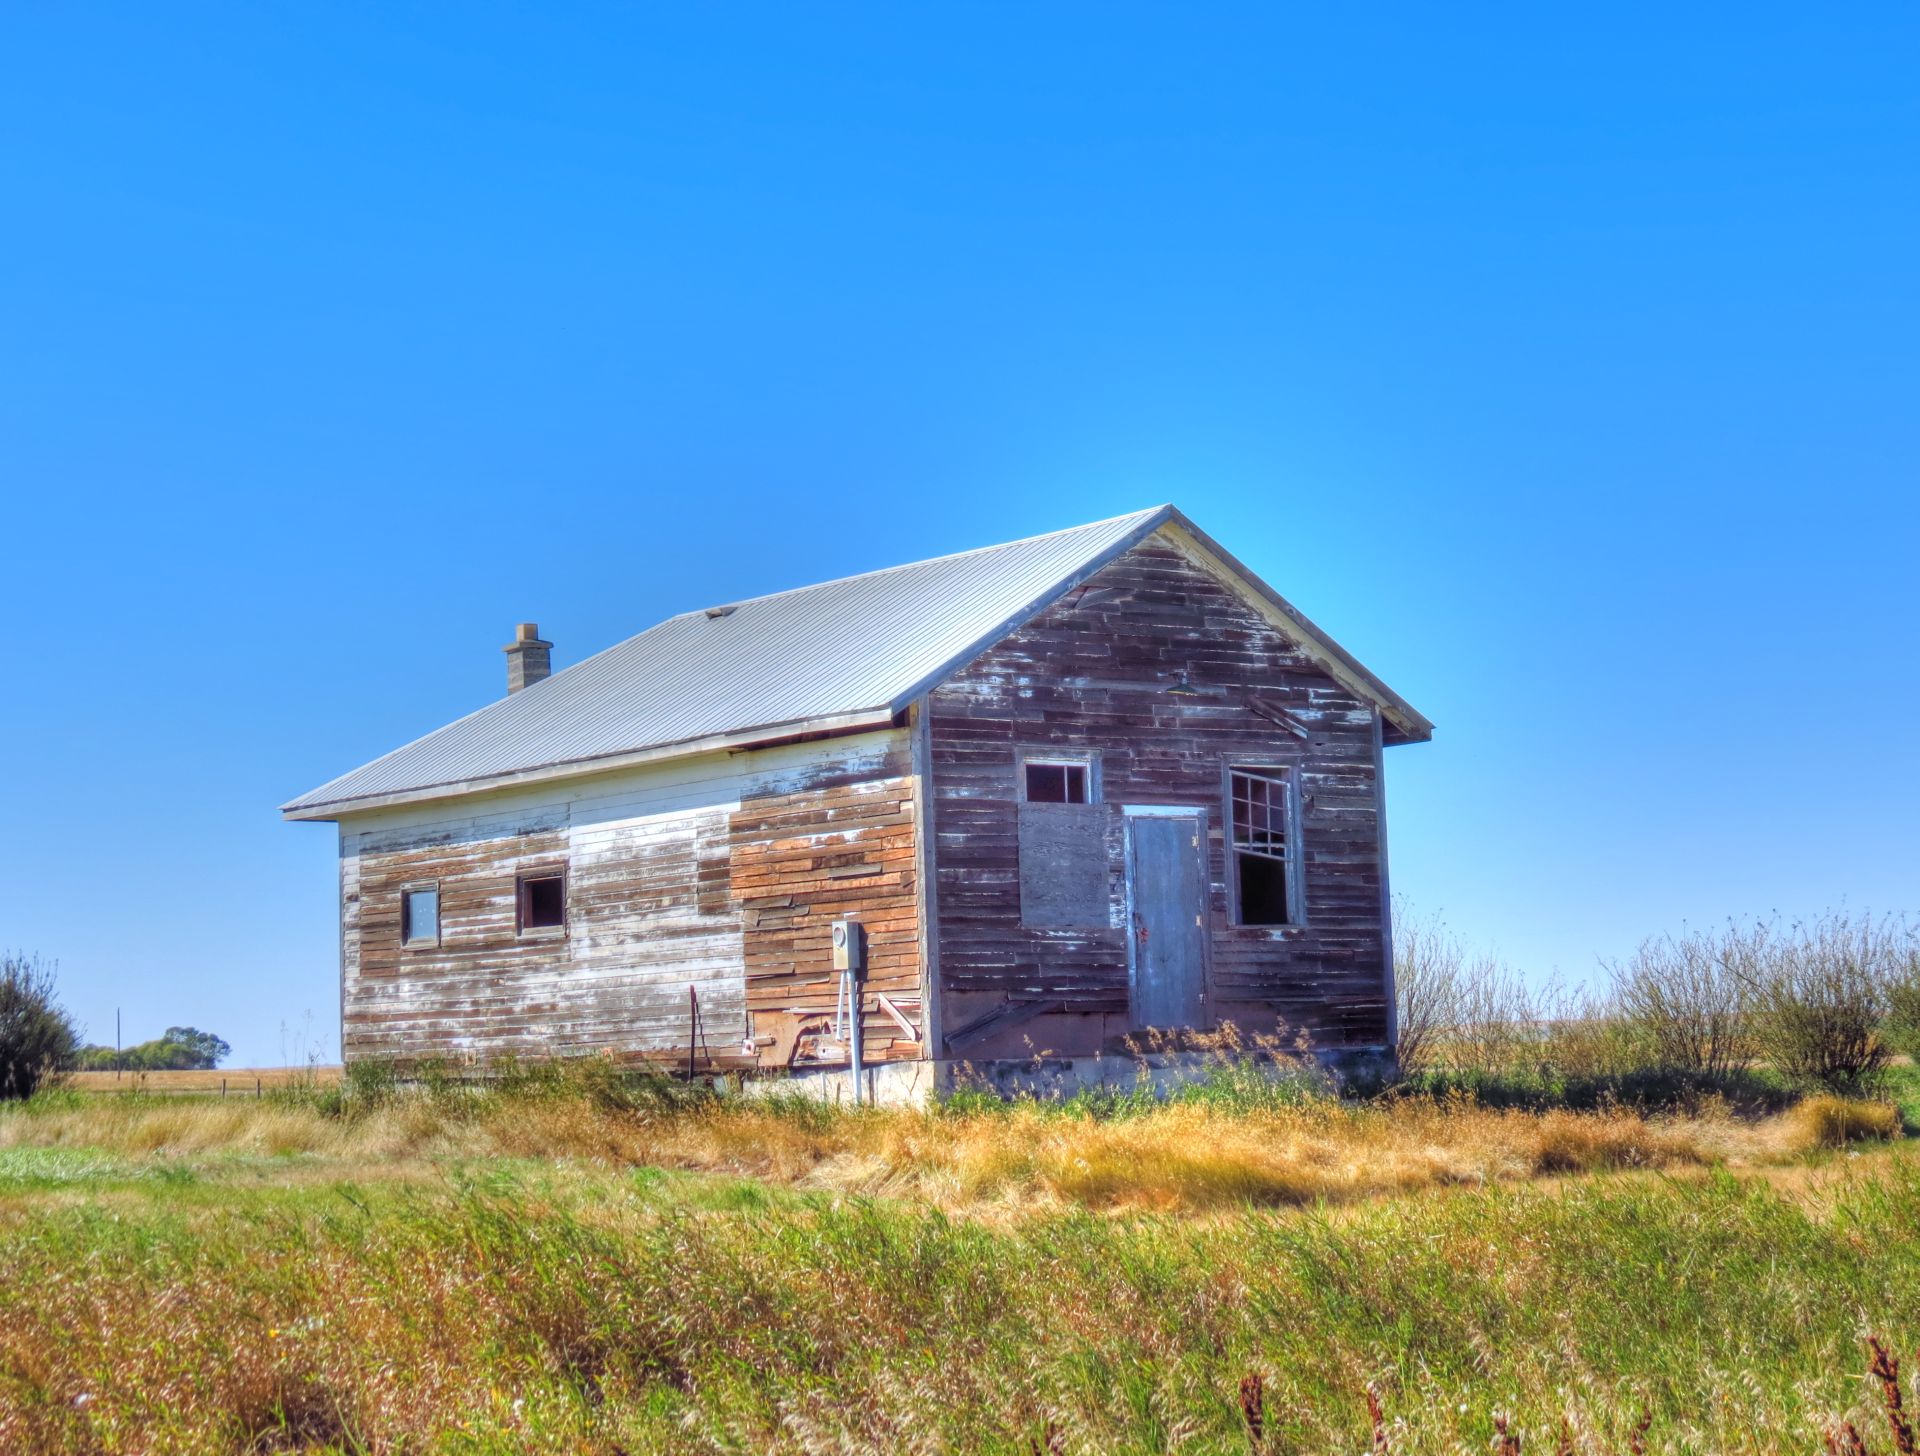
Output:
[[1734, 912, 1898, 1093], [341, 1056, 402, 1108], [1442, 954, 1541, 1074], [0, 952, 81, 1099], [1783, 1094, 1903, 1150], [1531, 983, 1640, 1081], [1391, 905, 1465, 1077], [1880, 922, 1920, 1058], [1608, 926, 1752, 1078], [1392, 905, 1540, 1077], [1391, 910, 1794, 1113]]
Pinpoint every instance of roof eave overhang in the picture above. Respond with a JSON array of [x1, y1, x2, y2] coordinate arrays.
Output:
[[280, 706, 901, 823]]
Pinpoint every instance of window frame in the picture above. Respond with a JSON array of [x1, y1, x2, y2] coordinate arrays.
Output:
[[515, 868, 568, 937], [1016, 748, 1101, 806], [400, 881, 441, 949], [1223, 764, 1305, 928]]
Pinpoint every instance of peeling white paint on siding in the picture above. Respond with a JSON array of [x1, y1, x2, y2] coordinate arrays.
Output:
[[337, 730, 910, 1064]]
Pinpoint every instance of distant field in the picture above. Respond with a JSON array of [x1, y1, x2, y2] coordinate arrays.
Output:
[[67, 1065, 342, 1094]]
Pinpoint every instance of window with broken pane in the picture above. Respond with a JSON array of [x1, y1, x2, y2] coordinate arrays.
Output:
[[1228, 767, 1299, 926]]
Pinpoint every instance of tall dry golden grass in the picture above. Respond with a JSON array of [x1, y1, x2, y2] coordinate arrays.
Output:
[[1, 1085, 1897, 1213]]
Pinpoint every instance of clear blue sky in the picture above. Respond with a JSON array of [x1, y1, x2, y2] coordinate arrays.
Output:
[[3, 6, 1915, 1065]]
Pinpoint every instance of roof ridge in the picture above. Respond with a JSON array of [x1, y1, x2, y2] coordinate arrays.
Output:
[[668, 504, 1170, 620]]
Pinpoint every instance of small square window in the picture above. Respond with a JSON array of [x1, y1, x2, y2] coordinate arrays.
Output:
[[1024, 760, 1091, 804], [518, 872, 566, 933], [401, 887, 439, 946]]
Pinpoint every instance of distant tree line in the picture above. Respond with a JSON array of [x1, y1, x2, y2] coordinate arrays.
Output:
[[76, 1026, 231, 1073]]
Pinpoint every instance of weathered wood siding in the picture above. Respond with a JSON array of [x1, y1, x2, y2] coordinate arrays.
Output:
[[928, 529, 1389, 1056], [338, 730, 916, 1067], [730, 754, 923, 1065]]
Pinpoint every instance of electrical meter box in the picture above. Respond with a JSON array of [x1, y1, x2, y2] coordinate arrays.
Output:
[[830, 918, 865, 974]]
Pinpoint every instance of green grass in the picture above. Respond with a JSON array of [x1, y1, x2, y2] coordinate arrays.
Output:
[[1877, 1062, 1920, 1128], [1387, 1062, 1805, 1114], [4, 1119, 1920, 1453], [0, 1145, 156, 1189]]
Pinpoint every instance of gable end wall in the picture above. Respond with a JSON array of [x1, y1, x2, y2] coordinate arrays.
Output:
[[928, 533, 1391, 1057]]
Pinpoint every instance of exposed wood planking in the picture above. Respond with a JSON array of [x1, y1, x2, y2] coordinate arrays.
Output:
[[729, 771, 922, 1064]]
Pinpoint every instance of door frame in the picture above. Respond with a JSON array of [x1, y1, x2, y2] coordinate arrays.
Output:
[[1120, 805, 1213, 1031]]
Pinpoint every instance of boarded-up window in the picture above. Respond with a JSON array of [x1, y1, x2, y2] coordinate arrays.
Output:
[[1018, 804, 1109, 927]]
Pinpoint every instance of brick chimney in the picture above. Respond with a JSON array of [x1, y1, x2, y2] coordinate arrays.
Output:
[[503, 622, 552, 693]]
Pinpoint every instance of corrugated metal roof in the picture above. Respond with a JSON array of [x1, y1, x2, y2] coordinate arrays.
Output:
[[284, 504, 1437, 819], [284, 506, 1172, 816]]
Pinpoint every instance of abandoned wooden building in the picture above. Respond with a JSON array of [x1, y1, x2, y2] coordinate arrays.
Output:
[[284, 505, 1432, 1099]]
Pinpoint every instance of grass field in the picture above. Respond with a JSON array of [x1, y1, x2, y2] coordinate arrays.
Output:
[[3, 1075, 1920, 1454]]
